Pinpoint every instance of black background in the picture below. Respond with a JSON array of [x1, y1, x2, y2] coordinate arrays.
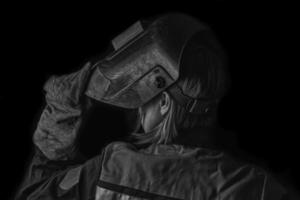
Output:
[[1, 1, 299, 199]]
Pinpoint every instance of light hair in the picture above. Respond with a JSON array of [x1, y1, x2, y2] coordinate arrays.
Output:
[[129, 78, 219, 146], [129, 30, 229, 147]]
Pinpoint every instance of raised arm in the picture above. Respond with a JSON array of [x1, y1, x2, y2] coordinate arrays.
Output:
[[33, 62, 94, 161], [15, 62, 104, 200]]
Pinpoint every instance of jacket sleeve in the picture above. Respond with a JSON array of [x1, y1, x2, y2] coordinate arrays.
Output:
[[15, 62, 104, 200], [33, 62, 94, 161]]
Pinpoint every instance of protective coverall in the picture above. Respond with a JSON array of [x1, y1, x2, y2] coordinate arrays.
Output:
[[15, 62, 288, 200]]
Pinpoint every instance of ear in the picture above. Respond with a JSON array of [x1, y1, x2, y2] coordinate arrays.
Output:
[[160, 92, 171, 115]]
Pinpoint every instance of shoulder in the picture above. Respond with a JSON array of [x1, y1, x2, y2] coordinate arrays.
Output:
[[104, 141, 136, 151], [101, 141, 138, 158], [214, 151, 288, 199]]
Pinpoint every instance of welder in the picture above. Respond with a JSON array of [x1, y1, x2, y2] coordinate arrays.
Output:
[[15, 13, 288, 200]]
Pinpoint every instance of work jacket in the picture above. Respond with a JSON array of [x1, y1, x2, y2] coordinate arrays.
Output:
[[15, 63, 288, 200]]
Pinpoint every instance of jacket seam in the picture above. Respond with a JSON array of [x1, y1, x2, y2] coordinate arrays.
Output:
[[97, 179, 183, 200], [90, 149, 106, 200]]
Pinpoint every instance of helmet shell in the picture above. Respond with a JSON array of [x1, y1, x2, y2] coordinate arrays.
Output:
[[85, 13, 208, 109]]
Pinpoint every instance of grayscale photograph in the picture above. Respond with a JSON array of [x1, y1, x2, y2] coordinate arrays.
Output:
[[2, 1, 298, 199]]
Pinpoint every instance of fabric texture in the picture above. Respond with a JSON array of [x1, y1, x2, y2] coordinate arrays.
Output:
[[15, 62, 101, 200], [95, 141, 287, 200], [15, 62, 289, 200]]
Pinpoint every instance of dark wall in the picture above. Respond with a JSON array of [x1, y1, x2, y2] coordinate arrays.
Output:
[[2, 1, 298, 198]]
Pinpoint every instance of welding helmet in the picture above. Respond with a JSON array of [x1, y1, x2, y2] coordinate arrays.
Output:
[[85, 13, 225, 114]]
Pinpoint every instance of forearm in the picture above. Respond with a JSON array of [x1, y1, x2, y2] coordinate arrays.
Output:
[[15, 62, 98, 199], [33, 62, 94, 161]]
